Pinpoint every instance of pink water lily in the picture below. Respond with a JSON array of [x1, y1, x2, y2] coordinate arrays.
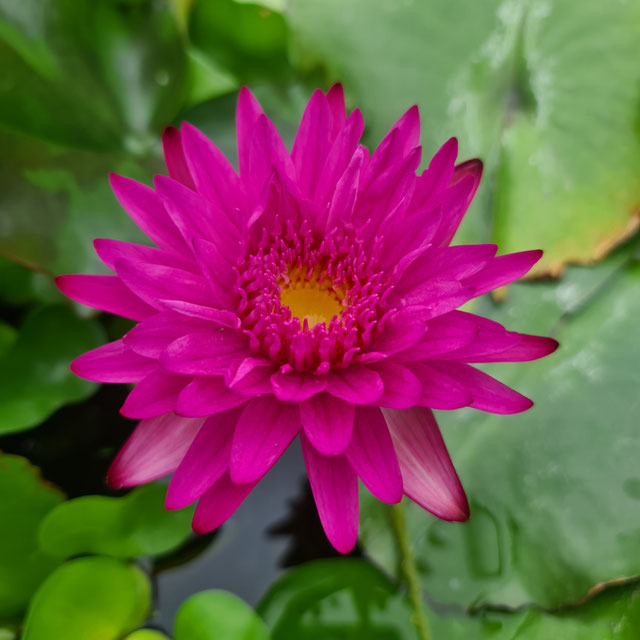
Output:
[[57, 86, 557, 553]]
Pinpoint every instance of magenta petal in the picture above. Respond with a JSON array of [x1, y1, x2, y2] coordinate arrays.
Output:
[[383, 407, 469, 521], [464, 250, 543, 297], [225, 357, 277, 395], [475, 334, 559, 362], [109, 174, 187, 254], [301, 432, 358, 554], [271, 370, 328, 402], [371, 309, 426, 356], [71, 339, 155, 383], [230, 397, 299, 483], [162, 331, 248, 375], [326, 365, 384, 404], [162, 126, 195, 189], [94, 238, 197, 273], [236, 86, 264, 179], [346, 406, 402, 504], [325, 147, 365, 232], [326, 83, 347, 139], [176, 376, 248, 417], [55, 275, 155, 321], [300, 392, 355, 456], [408, 362, 473, 410], [121, 369, 190, 419], [190, 238, 236, 309], [107, 413, 204, 488], [369, 359, 422, 409], [411, 137, 458, 210], [429, 362, 533, 414], [193, 471, 257, 534], [160, 300, 240, 329], [166, 406, 243, 510]]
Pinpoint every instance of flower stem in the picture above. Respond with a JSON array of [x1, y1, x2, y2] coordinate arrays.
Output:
[[390, 501, 431, 640]]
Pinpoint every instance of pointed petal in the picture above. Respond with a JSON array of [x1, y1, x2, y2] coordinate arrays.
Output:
[[176, 375, 248, 417], [326, 83, 347, 140], [121, 369, 190, 419], [383, 407, 469, 521], [464, 250, 543, 297], [55, 274, 155, 321], [230, 397, 299, 483], [271, 370, 328, 402], [225, 357, 278, 395], [407, 362, 473, 410], [71, 339, 155, 383], [411, 137, 458, 210], [192, 471, 257, 534], [236, 86, 264, 179], [301, 433, 358, 554], [346, 406, 402, 503], [300, 392, 355, 456], [93, 238, 197, 273], [371, 308, 427, 356], [326, 365, 384, 404], [160, 299, 240, 329], [107, 413, 204, 488], [369, 359, 422, 409], [166, 406, 244, 509], [162, 125, 195, 189]]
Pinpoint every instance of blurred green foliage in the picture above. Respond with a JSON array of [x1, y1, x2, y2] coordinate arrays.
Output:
[[0, 0, 639, 637]]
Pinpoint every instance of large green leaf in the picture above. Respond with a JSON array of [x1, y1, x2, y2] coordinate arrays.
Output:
[[360, 242, 640, 609], [257, 559, 418, 639], [39, 483, 194, 559], [0, 305, 104, 434], [175, 590, 270, 640], [22, 557, 151, 640], [0, 454, 65, 622], [0, 0, 187, 150], [286, 0, 640, 275]]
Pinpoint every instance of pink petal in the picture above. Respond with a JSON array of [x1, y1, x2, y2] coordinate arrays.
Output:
[[271, 370, 328, 402], [369, 359, 422, 409], [371, 308, 427, 356], [160, 299, 240, 329], [107, 412, 204, 488], [346, 406, 402, 503], [464, 250, 543, 297], [225, 357, 277, 395], [326, 365, 384, 404], [391, 280, 473, 318], [180, 122, 241, 216], [383, 407, 469, 521], [428, 361, 533, 414], [71, 339, 155, 383], [408, 362, 473, 410], [236, 86, 264, 179], [230, 397, 299, 483], [93, 238, 197, 273], [176, 376, 248, 417], [326, 83, 347, 140], [411, 137, 458, 210], [300, 392, 355, 456], [292, 89, 332, 199], [114, 258, 213, 308], [166, 406, 244, 509], [190, 238, 236, 309], [301, 433, 358, 554], [467, 334, 558, 363], [121, 369, 190, 419], [162, 126, 195, 189], [161, 331, 248, 375], [109, 174, 187, 254], [124, 311, 212, 358], [55, 275, 155, 321], [192, 471, 257, 534], [393, 105, 420, 154], [324, 147, 365, 232]]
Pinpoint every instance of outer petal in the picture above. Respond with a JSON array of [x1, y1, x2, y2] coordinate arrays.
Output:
[[236, 86, 264, 179], [162, 125, 195, 189], [71, 339, 155, 383], [326, 83, 347, 140], [410, 137, 458, 210], [300, 392, 355, 456], [428, 361, 533, 414], [371, 308, 427, 356], [408, 362, 473, 410], [230, 397, 299, 484], [166, 406, 244, 510], [326, 365, 384, 404], [369, 359, 422, 409], [300, 432, 359, 554], [192, 471, 257, 534], [107, 413, 204, 488], [176, 376, 248, 417], [346, 406, 402, 504], [225, 357, 278, 396], [464, 250, 543, 297], [121, 369, 191, 419], [383, 407, 469, 521], [55, 275, 155, 321], [93, 238, 197, 273], [271, 370, 328, 402]]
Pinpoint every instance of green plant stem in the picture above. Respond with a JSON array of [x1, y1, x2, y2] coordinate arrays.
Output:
[[390, 501, 431, 640]]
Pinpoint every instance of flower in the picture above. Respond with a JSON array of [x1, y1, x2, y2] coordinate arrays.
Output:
[[57, 86, 558, 553]]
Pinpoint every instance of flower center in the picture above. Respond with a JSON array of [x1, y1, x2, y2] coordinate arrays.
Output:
[[279, 266, 345, 328]]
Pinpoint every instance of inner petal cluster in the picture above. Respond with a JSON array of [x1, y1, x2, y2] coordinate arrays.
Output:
[[236, 225, 387, 373]]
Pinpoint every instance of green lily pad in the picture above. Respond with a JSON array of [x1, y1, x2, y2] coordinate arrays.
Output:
[[286, 0, 640, 275], [22, 556, 151, 640], [175, 590, 270, 640], [257, 559, 417, 639], [0, 454, 65, 622], [0, 305, 104, 435], [39, 483, 194, 559], [360, 242, 640, 609]]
